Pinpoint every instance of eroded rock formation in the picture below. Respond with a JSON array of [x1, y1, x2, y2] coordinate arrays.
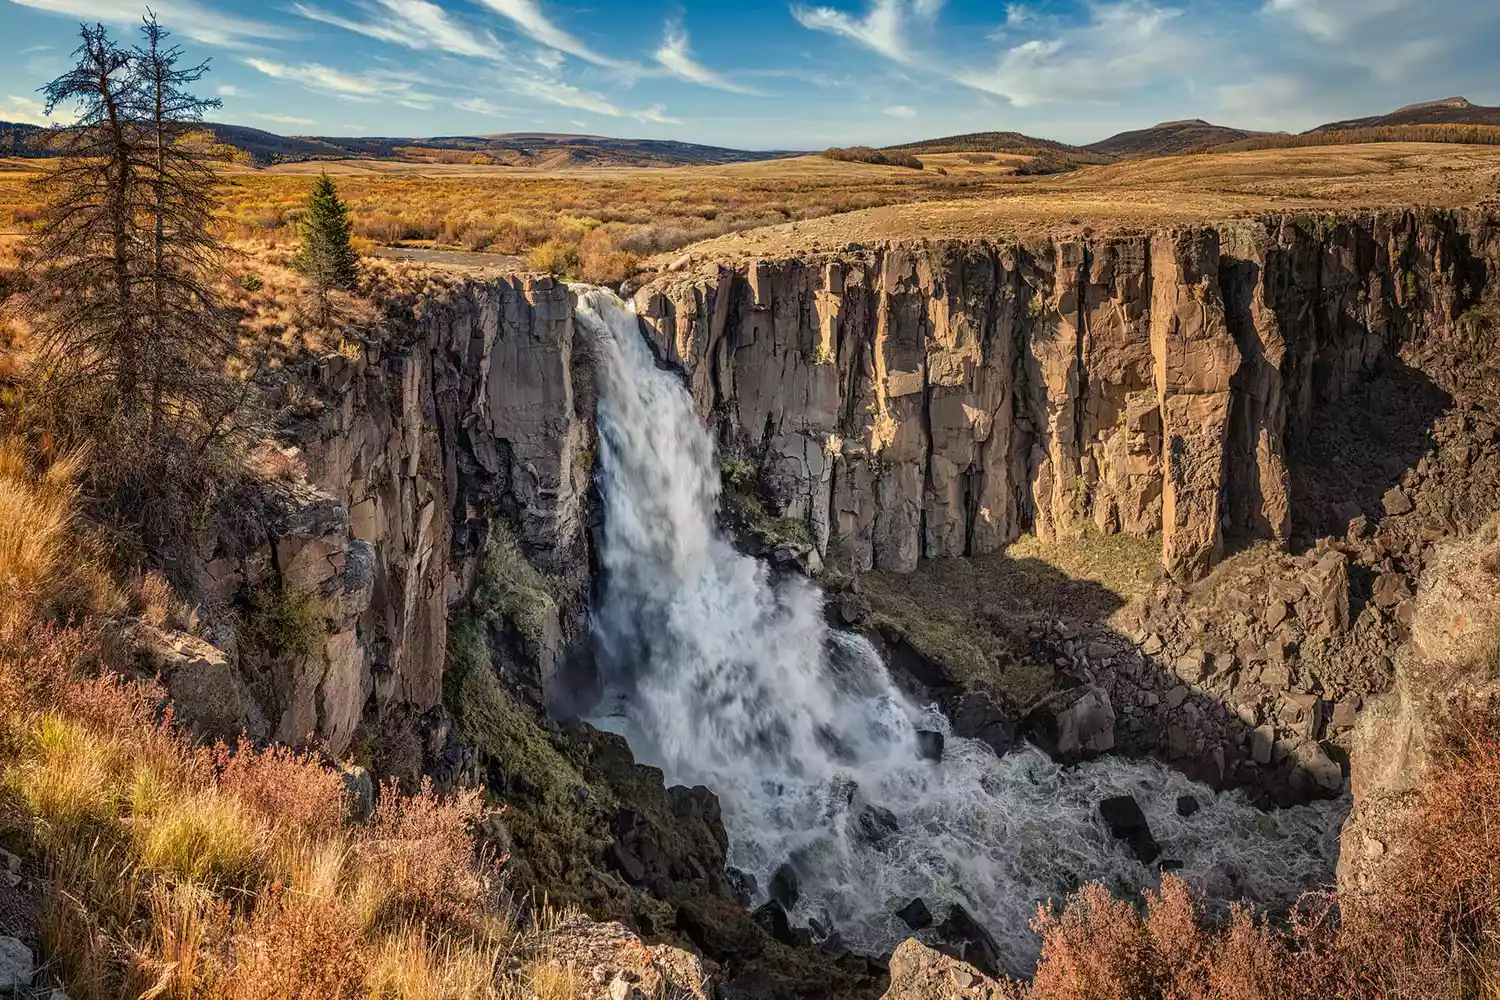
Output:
[[635, 210, 1498, 581]]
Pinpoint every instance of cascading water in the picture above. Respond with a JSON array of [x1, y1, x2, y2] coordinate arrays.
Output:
[[575, 287, 1346, 973]]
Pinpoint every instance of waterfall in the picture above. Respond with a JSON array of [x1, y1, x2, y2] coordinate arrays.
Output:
[[574, 286, 1345, 973]]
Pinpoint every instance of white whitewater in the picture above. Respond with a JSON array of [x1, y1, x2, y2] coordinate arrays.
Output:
[[575, 287, 1345, 973]]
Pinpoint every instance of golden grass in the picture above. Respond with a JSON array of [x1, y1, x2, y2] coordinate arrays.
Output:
[[0, 432, 583, 1000]]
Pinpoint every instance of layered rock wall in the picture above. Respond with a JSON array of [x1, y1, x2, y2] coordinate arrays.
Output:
[[635, 210, 1498, 580], [195, 276, 592, 753]]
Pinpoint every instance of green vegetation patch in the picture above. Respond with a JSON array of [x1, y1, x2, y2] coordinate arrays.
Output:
[[241, 582, 324, 658], [717, 458, 816, 552], [470, 525, 562, 661]]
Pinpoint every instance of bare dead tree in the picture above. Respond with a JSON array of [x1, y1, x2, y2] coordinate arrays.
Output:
[[24, 17, 238, 450], [24, 23, 145, 435], [133, 11, 235, 446], [21, 17, 246, 561]]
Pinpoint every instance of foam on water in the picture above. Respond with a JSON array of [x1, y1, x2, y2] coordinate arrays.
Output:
[[575, 286, 1346, 973]]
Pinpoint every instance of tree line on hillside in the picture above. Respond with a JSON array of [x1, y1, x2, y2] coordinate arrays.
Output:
[[1197, 123, 1500, 155], [12, 15, 358, 558]]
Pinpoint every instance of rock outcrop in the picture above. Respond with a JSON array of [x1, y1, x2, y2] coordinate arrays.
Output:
[[635, 210, 1499, 582], [1340, 514, 1500, 893], [188, 276, 593, 753]]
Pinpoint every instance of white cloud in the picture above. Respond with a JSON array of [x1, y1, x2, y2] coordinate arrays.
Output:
[[792, 0, 913, 65], [1262, 0, 1411, 43], [291, 0, 502, 60], [959, 1, 1200, 106], [883, 104, 917, 119], [634, 104, 684, 126], [1, 93, 50, 125], [5, 0, 286, 48], [456, 97, 514, 117], [655, 22, 757, 94], [243, 58, 438, 109], [473, 0, 626, 68], [254, 113, 316, 127], [217, 85, 238, 97]]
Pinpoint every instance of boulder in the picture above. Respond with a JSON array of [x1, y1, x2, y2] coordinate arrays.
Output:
[[1372, 572, 1414, 610], [140, 627, 266, 743], [0, 936, 32, 993], [1176, 794, 1201, 817], [675, 898, 765, 961], [1382, 487, 1414, 516], [1300, 551, 1350, 638], [855, 803, 900, 848], [1098, 795, 1161, 864], [882, 939, 1000, 1000], [753, 901, 808, 947], [933, 904, 1002, 979], [769, 862, 800, 909], [896, 897, 934, 931], [915, 730, 945, 762], [947, 693, 1018, 757], [1032, 685, 1115, 763], [1252, 724, 1276, 765]]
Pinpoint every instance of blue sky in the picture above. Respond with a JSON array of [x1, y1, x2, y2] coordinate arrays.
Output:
[[2, 0, 1499, 149]]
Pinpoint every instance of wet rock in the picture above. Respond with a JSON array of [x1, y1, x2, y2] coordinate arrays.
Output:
[[1098, 795, 1161, 864], [770, 862, 800, 909], [855, 803, 900, 848], [1032, 685, 1115, 763], [753, 901, 809, 947], [727, 867, 758, 908], [948, 692, 1018, 757], [1176, 794, 1201, 817], [1160, 859, 1185, 872], [933, 904, 1002, 979], [896, 897, 934, 931], [916, 730, 945, 762]]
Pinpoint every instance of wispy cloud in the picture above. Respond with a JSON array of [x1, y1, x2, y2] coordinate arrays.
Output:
[[5, 0, 287, 49], [291, 0, 502, 60], [655, 22, 758, 94], [507, 73, 677, 124], [472, 0, 627, 68], [958, 1, 1201, 106], [242, 58, 438, 109], [254, 112, 316, 126], [217, 84, 239, 97], [883, 104, 917, 119], [456, 96, 514, 118], [791, 0, 934, 66], [1, 93, 50, 125], [1262, 0, 1411, 43]]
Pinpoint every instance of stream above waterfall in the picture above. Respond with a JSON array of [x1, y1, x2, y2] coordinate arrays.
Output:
[[572, 286, 1347, 973]]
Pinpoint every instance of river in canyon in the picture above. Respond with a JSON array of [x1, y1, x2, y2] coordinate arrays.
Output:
[[573, 286, 1346, 973]]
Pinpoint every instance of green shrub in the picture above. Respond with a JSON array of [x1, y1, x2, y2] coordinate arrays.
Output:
[[242, 582, 323, 657], [239, 273, 263, 292]]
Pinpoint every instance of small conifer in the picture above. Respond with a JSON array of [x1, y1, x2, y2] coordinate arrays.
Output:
[[292, 172, 358, 321]]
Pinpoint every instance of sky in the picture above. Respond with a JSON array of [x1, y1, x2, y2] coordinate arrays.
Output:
[[2, 0, 1499, 150]]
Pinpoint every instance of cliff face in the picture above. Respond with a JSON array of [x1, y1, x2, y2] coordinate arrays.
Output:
[[192, 276, 593, 755], [634, 210, 1498, 581]]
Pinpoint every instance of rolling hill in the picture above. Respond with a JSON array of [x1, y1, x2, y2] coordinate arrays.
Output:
[[0, 121, 796, 168], [1314, 97, 1500, 132], [1086, 119, 1273, 157]]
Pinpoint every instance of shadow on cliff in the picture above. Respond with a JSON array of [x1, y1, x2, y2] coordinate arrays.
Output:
[[847, 546, 1347, 810]]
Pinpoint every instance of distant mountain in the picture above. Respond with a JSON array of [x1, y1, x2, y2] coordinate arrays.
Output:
[[1313, 97, 1500, 132], [0, 121, 796, 168], [1086, 119, 1273, 157]]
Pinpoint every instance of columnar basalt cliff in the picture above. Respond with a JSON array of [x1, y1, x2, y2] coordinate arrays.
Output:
[[192, 276, 593, 754], [632, 210, 1498, 582]]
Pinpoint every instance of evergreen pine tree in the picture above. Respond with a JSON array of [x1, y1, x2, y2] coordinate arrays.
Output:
[[292, 172, 358, 323]]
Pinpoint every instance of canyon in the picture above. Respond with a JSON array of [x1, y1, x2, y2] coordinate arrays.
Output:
[[158, 208, 1499, 995]]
